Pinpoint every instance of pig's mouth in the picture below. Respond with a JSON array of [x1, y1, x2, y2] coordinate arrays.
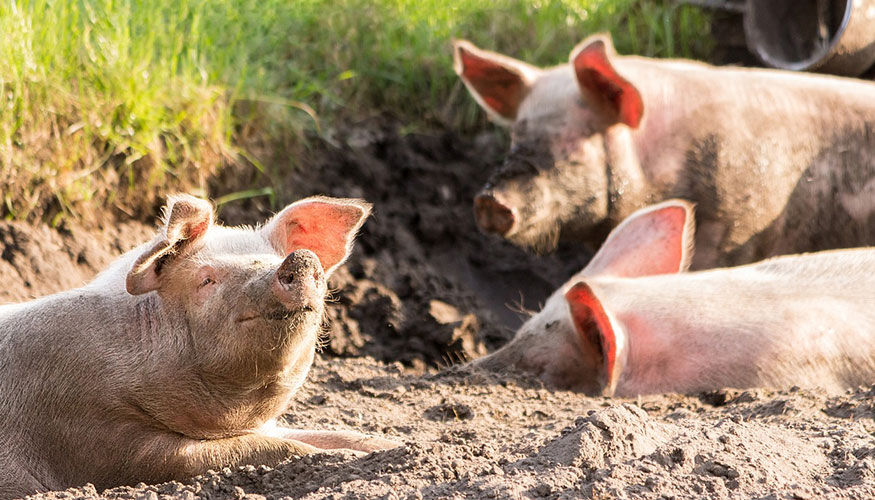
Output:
[[236, 305, 316, 323], [505, 215, 563, 254]]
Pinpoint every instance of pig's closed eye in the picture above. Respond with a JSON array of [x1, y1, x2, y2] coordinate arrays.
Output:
[[198, 277, 217, 288]]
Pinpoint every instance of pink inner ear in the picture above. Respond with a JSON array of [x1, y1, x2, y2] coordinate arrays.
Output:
[[164, 197, 213, 244], [187, 218, 211, 241], [459, 47, 526, 120], [573, 44, 643, 128], [565, 282, 616, 386], [615, 205, 687, 277], [586, 204, 688, 279], [272, 202, 363, 272]]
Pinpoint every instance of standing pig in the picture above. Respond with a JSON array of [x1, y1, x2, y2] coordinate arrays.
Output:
[[454, 34, 875, 267], [0, 195, 399, 500], [473, 199, 875, 396]]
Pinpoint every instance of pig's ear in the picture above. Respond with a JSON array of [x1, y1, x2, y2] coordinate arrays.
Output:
[[262, 196, 371, 275], [453, 39, 541, 126], [126, 195, 214, 295], [583, 199, 695, 278], [570, 34, 644, 128], [565, 282, 623, 396]]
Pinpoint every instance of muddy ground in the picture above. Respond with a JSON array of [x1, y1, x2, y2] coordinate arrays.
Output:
[[6, 123, 875, 500]]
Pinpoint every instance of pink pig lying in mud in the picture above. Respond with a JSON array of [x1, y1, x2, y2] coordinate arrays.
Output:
[[455, 34, 875, 268], [0, 195, 399, 500], [473, 200, 875, 397]]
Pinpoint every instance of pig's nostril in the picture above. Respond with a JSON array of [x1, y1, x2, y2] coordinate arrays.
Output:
[[276, 249, 323, 288], [474, 194, 517, 235]]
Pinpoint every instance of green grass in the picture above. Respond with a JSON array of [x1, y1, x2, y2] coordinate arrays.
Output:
[[0, 0, 711, 224]]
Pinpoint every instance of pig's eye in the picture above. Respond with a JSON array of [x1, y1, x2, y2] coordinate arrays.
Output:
[[198, 277, 216, 289]]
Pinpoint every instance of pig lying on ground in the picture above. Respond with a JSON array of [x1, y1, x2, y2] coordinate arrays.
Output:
[[472, 199, 875, 396], [454, 34, 875, 268], [0, 195, 399, 500]]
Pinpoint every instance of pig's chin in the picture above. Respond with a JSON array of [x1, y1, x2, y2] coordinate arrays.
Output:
[[544, 370, 603, 395], [509, 212, 610, 254], [262, 306, 315, 321], [235, 304, 321, 324], [524, 339, 605, 395], [506, 217, 562, 254]]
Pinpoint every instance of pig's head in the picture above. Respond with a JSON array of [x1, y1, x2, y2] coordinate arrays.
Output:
[[472, 200, 693, 396], [124, 194, 370, 386], [454, 34, 644, 251]]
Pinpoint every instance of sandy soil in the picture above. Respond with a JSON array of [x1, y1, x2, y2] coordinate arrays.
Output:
[[6, 123, 875, 499], [28, 358, 875, 499]]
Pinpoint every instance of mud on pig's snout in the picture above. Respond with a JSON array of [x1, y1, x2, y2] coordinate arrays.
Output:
[[272, 249, 325, 311]]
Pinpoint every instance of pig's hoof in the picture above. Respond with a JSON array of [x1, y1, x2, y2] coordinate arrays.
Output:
[[355, 436, 404, 452]]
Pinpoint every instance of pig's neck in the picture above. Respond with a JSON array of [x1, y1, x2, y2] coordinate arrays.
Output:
[[598, 66, 690, 225], [625, 69, 689, 190], [128, 293, 309, 439]]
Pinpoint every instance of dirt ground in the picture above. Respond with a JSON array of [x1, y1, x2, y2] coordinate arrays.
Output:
[[5, 123, 875, 499]]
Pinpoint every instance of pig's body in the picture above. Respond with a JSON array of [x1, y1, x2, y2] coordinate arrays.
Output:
[[611, 59, 875, 267], [456, 36, 875, 267], [0, 197, 398, 500], [474, 201, 875, 396], [553, 250, 875, 396]]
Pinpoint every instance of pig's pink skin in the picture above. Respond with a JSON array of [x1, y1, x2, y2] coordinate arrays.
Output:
[[0, 195, 400, 500], [474, 200, 875, 397], [456, 35, 875, 267], [589, 250, 875, 397]]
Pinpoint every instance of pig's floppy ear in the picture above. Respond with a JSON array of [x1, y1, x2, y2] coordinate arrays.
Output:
[[570, 34, 644, 128], [453, 39, 541, 126], [583, 199, 695, 278], [126, 195, 214, 295], [262, 196, 371, 275], [565, 282, 622, 397]]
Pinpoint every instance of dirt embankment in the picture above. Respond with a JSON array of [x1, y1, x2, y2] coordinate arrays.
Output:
[[0, 220, 150, 303]]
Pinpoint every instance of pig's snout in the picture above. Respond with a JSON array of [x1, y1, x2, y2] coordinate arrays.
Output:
[[277, 249, 323, 285], [272, 250, 325, 311], [474, 193, 518, 236]]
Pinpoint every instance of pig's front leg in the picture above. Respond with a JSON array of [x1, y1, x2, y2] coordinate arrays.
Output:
[[137, 432, 321, 482], [0, 462, 50, 500], [259, 421, 404, 453], [263, 423, 402, 453], [278, 429, 402, 453]]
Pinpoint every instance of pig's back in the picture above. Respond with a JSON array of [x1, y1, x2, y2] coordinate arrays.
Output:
[[605, 247, 875, 306], [619, 55, 875, 103], [601, 248, 875, 394], [745, 247, 875, 290], [641, 247, 875, 330]]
